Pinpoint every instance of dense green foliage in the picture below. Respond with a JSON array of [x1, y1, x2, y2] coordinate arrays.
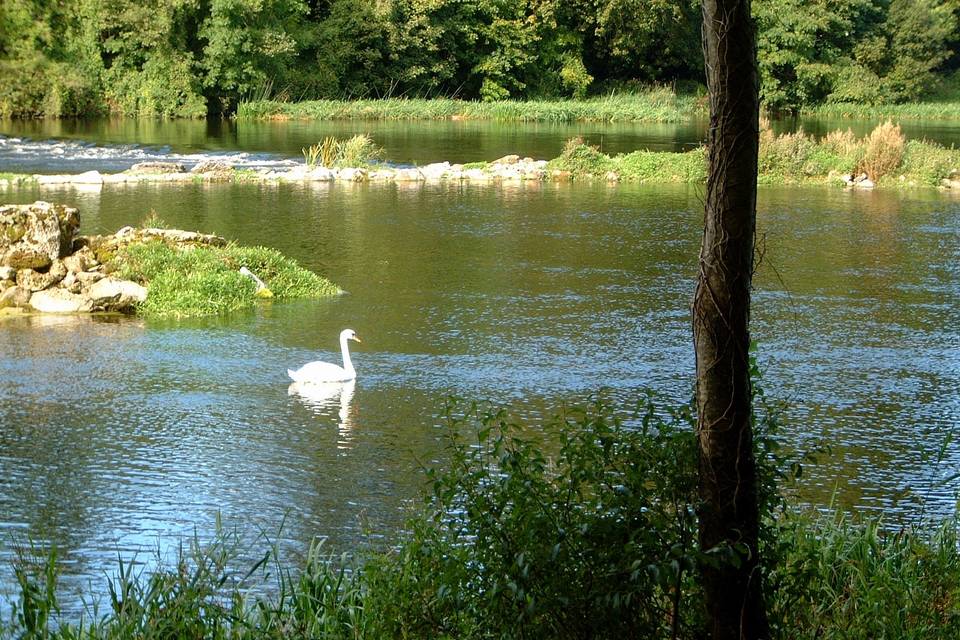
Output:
[[112, 240, 340, 317], [1, 0, 958, 117], [3, 391, 959, 639]]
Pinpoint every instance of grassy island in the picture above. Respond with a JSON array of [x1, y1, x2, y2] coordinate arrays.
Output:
[[111, 240, 340, 318]]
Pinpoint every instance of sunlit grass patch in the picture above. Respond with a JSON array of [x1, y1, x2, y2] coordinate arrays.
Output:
[[113, 241, 340, 317], [237, 90, 706, 124]]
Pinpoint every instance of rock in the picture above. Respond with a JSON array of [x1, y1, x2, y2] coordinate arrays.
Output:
[[0, 266, 15, 281], [854, 178, 875, 189], [336, 167, 367, 182], [421, 162, 451, 179], [17, 260, 67, 292], [0, 285, 32, 309], [305, 167, 335, 181], [551, 169, 572, 181], [136, 228, 227, 247], [76, 270, 105, 286], [464, 168, 490, 181], [29, 288, 91, 313], [190, 160, 233, 175], [493, 154, 520, 165], [605, 171, 620, 182], [62, 253, 90, 273], [394, 168, 425, 182], [85, 277, 147, 312], [941, 178, 960, 189], [72, 170, 104, 184], [129, 161, 186, 174], [0, 201, 78, 269]]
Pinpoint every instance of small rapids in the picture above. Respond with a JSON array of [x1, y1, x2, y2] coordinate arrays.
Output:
[[0, 135, 299, 174]]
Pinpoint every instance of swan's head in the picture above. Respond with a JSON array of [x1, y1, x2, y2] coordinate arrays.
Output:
[[340, 328, 362, 343]]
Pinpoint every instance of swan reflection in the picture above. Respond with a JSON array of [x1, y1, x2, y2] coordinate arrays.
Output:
[[288, 380, 356, 448]]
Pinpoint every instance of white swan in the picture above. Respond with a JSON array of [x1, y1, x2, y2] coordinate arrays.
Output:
[[288, 329, 362, 383]]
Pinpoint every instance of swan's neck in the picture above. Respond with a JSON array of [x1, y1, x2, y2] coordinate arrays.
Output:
[[340, 335, 355, 375]]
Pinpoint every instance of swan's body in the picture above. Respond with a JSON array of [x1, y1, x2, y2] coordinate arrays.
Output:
[[288, 329, 361, 384]]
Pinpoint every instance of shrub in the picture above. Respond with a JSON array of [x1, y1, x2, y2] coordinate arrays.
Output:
[[899, 140, 959, 186], [551, 137, 614, 176], [757, 126, 820, 182], [857, 121, 906, 181]]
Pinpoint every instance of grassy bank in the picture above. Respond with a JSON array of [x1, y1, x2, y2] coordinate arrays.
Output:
[[2, 394, 958, 639], [802, 101, 960, 121], [236, 89, 707, 123], [112, 240, 340, 317], [551, 122, 959, 187]]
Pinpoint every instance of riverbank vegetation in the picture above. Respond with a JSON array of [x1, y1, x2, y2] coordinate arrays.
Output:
[[111, 240, 339, 317], [238, 89, 705, 123], [552, 121, 959, 187], [1, 0, 957, 118], [2, 393, 958, 639]]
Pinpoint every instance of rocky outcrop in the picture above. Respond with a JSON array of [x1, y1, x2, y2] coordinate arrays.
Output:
[[0, 202, 79, 269], [26, 157, 553, 188], [0, 201, 226, 315], [129, 161, 186, 174]]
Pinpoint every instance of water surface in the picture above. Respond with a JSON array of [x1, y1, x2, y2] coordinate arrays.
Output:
[[0, 127, 957, 610]]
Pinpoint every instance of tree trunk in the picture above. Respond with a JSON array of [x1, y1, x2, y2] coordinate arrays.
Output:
[[695, 0, 769, 638]]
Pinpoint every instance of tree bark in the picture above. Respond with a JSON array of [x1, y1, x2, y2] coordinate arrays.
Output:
[[695, 0, 769, 638]]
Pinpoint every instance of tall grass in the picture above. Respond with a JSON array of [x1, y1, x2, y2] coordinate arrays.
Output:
[[803, 101, 960, 120], [302, 135, 383, 168], [237, 90, 706, 123], [113, 241, 340, 317]]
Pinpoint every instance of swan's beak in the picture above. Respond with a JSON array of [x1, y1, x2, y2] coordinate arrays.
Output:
[[352, 335, 362, 343]]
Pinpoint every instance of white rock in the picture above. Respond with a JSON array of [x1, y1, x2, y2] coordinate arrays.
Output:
[[29, 288, 91, 313], [73, 170, 104, 184], [421, 162, 451, 179], [394, 168, 425, 182], [86, 277, 147, 311], [855, 178, 875, 189], [464, 169, 490, 181], [306, 167, 334, 181]]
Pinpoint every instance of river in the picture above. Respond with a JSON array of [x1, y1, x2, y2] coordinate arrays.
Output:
[[0, 118, 958, 609]]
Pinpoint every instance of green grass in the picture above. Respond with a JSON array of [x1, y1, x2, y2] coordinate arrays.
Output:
[[803, 101, 960, 120], [237, 89, 706, 123], [112, 241, 340, 317], [0, 173, 37, 184]]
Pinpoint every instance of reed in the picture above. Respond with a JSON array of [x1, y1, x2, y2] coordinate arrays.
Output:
[[237, 90, 706, 123]]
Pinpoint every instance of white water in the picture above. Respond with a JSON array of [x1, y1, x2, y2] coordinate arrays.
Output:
[[0, 135, 299, 174]]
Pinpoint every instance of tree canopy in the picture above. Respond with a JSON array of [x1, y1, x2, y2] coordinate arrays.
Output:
[[0, 0, 957, 116]]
